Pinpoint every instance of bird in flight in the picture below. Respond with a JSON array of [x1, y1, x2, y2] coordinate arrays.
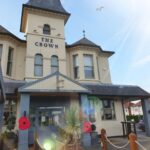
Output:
[[96, 6, 104, 11]]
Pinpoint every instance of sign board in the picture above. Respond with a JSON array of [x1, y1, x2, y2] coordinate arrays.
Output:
[[35, 37, 59, 48]]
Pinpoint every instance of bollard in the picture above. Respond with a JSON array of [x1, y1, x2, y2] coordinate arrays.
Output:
[[129, 133, 138, 150], [101, 129, 107, 150]]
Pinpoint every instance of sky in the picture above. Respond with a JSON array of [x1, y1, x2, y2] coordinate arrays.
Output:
[[0, 0, 150, 92]]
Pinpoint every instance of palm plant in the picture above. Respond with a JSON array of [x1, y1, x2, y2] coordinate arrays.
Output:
[[64, 107, 81, 144]]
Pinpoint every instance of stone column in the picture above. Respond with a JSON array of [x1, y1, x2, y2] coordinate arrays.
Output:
[[18, 93, 30, 150], [141, 99, 150, 136]]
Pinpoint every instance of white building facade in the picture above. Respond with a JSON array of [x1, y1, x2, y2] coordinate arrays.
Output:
[[0, 0, 150, 149]]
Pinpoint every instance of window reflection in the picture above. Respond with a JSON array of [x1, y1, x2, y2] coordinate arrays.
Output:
[[83, 54, 94, 79], [101, 100, 116, 120]]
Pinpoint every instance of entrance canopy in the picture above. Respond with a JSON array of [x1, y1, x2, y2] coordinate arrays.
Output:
[[3, 72, 150, 100], [84, 83, 150, 100], [19, 72, 89, 93]]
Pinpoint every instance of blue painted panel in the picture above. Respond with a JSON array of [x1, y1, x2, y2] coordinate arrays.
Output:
[[18, 94, 30, 150], [142, 99, 150, 136]]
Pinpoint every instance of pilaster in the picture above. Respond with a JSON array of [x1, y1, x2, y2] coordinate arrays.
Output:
[[141, 99, 150, 136], [18, 93, 30, 150]]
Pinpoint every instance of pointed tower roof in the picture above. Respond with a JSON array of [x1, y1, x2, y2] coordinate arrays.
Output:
[[67, 37, 115, 56], [20, 0, 70, 32], [71, 37, 99, 47], [26, 0, 70, 15]]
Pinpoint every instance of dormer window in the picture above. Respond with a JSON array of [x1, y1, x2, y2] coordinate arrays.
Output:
[[43, 24, 50, 35]]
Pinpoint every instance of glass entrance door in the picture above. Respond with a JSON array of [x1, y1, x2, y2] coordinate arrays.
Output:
[[36, 107, 64, 127], [34, 107, 64, 150]]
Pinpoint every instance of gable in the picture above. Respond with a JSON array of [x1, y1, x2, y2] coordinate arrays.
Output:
[[19, 72, 89, 93]]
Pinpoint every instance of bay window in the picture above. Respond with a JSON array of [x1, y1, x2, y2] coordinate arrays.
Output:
[[84, 54, 94, 79], [73, 55, 79, 79]]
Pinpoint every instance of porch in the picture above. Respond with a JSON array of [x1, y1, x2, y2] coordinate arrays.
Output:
[[1, 72, 150, 150]]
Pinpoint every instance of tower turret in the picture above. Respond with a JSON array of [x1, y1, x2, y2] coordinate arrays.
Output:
[[20, 0, 70, 32]]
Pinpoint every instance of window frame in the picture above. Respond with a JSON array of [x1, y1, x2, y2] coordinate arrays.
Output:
[[83, 54, 95, 79], [0, 44, 3, 61], [6, 47, 14, 76], [73, 54, 79, 79], [51, 55, 59, 73], [34, 54, 43, 77], [101, 99, 116, 120], [43, 24, 51, 35]]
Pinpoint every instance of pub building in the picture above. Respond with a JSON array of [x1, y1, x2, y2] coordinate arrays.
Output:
[[0, 0, 150, 149]]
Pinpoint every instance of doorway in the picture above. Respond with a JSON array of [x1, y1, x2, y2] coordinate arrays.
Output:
[[35, 106, 65, 127]]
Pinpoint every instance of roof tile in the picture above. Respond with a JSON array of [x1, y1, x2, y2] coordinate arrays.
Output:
[[26, 0, 70, 15], [84, 84, 150, 98]]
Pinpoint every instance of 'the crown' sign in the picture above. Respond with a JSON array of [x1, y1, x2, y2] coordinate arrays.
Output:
[[35, 37, 59, 48]]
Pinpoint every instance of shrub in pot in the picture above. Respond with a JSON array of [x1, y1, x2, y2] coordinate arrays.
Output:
[[63, 108, 81, 150], [2, 114, 18, 149]]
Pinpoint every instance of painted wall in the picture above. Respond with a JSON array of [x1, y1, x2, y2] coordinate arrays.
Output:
[[98, 54, 112, 83], [96, 99, 124, 136], [0, 37, 26, 80], [25, 11, 67, 80]]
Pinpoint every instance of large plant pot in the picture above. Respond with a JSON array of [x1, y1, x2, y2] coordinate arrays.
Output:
[[65, 143, 82, 150], [2, 132, 18, 150], [65, 143, 75, 150], [81, 133, 91, 148], [28, 146, 35, 150], [3, 138, 17, 150], [91, 132, 99, 145]]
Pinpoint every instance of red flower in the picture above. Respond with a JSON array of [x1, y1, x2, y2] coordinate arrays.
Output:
[[18, 116, 30, 130]]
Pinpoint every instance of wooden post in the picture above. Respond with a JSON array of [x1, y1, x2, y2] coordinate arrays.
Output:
[[129, 133, 138, 150], [101, 129, 107, 150]]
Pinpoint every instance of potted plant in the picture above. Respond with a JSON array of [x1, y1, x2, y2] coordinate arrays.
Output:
[[64, 108, 81, 150], [2, 114, 18, 149]]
